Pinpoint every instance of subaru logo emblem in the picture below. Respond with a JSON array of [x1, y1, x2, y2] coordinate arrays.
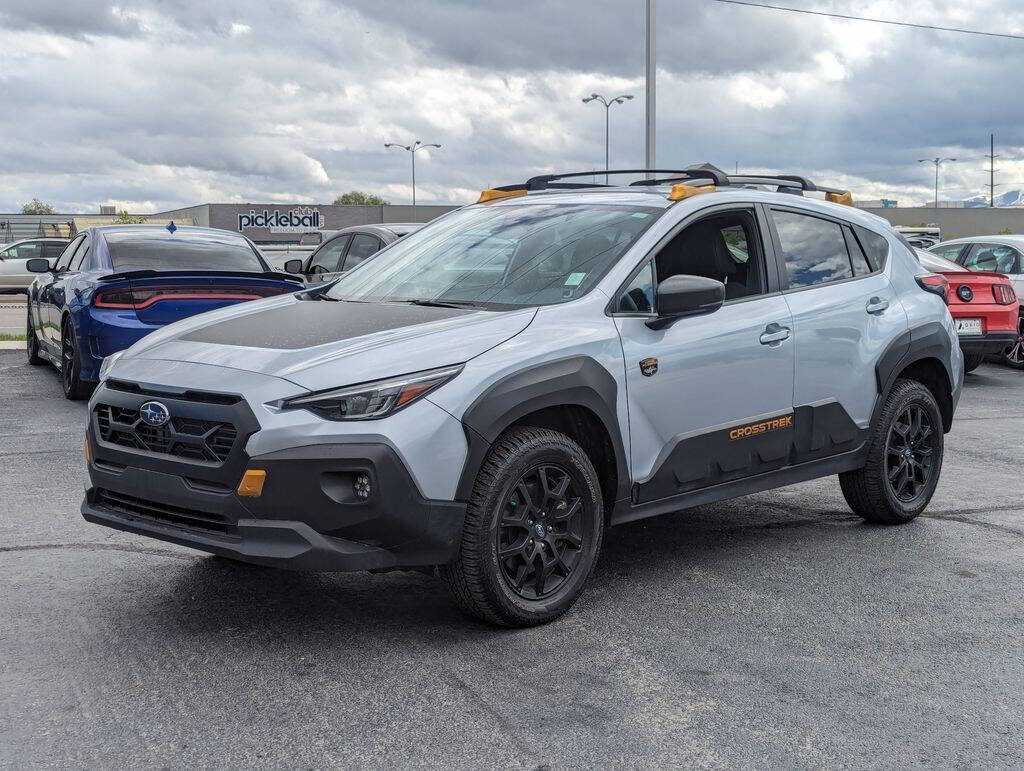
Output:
[[139, 401, 170, 427]]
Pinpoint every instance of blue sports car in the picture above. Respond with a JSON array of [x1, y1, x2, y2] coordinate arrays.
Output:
[[26, 224, 303, 399]]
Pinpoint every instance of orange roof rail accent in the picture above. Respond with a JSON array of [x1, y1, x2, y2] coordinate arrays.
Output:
[[825, 190, 854, 206], [668, 184, 716, 201], [477, 188, 528, 204]]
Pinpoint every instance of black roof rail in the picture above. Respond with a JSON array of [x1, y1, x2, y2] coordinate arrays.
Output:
[[489, 164, 846, 197]]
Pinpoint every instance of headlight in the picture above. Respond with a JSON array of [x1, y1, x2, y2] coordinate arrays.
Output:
[[98, 350, 125, 381], [282, 364, 463, 421]]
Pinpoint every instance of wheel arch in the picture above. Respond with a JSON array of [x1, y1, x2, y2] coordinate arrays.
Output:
[[875, 322, 955, 433], [455, 356, 630, 516]]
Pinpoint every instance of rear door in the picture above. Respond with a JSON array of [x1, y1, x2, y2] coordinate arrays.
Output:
[[304, 234, 351, 284], [767, 207, 907, 449]]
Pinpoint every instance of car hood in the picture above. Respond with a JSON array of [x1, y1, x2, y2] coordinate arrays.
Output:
[[119, 293, 537, 392]]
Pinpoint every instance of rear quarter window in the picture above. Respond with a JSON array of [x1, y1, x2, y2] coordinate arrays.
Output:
[[104, 231, 266, 272], [853, 226, 890, 271]]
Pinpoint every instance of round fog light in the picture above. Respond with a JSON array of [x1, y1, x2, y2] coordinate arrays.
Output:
[[354, 473, 371, 500]]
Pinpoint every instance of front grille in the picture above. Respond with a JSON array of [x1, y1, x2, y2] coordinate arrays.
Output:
[[97, 488, 234, 534], [95, 404, 238, 464], [106, 379, 241, 405]]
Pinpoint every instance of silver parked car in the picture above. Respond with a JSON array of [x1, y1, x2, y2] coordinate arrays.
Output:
[[0, 238, 68, 292], [284, 223, 422, 284], [85, 167, 962, 626]]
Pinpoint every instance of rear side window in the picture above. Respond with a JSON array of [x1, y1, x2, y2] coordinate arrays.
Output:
[[771, 210, 852, 288], [962, 243, 1021, 274], [104, 230, 266, 273], [343, 233, 383, 270], [853, 226, 890, 271], [843, 228, 871, 276], [43, 242, 67, 259], [69, 239, 90, 272], [55, 235, 85, 272]]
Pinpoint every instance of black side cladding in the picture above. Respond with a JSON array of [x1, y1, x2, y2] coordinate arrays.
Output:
[[455, 356, 630, 504], [634, 400, 864, 504]]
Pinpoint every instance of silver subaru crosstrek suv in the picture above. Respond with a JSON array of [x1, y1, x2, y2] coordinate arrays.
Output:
[[83, 166, 963, 626]]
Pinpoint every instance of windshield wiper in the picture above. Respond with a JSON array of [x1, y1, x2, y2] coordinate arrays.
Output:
[[401, 299, 482, 309]]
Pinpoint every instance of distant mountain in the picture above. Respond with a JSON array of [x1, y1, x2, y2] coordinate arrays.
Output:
[[963, 190, 1024, 207]]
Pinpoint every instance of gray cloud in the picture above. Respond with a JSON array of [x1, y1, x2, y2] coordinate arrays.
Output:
[[0, 0, 143, 38], [2, 0, 1024, 212]]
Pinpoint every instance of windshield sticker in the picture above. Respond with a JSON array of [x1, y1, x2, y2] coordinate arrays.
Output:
[[565, 272, 586, 286]]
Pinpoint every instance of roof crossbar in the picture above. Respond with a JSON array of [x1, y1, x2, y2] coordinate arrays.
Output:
[[489, 164, 847, 198]]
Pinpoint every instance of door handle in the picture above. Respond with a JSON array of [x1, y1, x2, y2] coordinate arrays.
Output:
[[866, 297, 889, 314], [759, 322, 791, 345]]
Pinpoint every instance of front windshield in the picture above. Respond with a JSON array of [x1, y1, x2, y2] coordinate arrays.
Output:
[[325, 203, 662, 308]]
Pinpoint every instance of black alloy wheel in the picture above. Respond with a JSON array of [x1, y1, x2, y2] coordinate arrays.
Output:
[[496, 464, 588, 600], [26, 309, 42, 365], [1004, 315, 1024, 370], [839, 378, 943, 525], [885, 405, 935, 503], [441, 426, 604, 627], [60, 320, 92, 400]]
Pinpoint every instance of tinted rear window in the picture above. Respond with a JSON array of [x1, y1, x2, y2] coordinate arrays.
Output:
[[104, 231, 265, 272]]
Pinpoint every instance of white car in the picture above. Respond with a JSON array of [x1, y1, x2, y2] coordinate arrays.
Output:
[[0, 238, 68, 292], [929, 236, 1024, 299]]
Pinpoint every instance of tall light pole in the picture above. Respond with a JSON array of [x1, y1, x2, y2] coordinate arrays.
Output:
[[385, 140, 441, 218], [645, 0, 656, 177], [918, 157, 956, 209], [582, 93, 634, 183]]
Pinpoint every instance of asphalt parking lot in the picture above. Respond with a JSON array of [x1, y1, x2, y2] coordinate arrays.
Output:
[[0, 294, 26, 336], [2, 350, 1023, 768]]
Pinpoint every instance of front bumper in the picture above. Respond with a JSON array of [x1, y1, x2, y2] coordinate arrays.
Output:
[[82, 381, 466, 571], [958, 330, 1017, 355]]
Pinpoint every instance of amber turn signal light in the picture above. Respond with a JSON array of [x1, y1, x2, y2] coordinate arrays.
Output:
[[237, 469, 267, 497]]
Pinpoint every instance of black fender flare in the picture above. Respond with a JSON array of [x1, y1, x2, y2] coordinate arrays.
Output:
[[454, 356, 630, 505], [873, 320, 957, 430]]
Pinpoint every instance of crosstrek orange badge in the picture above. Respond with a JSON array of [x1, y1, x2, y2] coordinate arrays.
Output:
[[729, 414, 793, 441]]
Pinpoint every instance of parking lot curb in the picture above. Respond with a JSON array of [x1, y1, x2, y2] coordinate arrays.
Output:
[[0, 340, 26, 350]]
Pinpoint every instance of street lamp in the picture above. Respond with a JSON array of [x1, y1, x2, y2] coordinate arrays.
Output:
[[385, 140, 442, 217], [582, 93, 634, 183], [918, 157, 957, 209]]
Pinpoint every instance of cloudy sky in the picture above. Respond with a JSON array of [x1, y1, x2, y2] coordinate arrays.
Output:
[[2, 0, 1023, 212]]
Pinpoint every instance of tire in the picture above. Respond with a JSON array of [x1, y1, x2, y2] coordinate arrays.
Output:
[[1003, 314, 1024, 370], [441, 427, 604, 627], [60, 319, 93, 401], [840, 379, 943, 525], [26, 308, 43, 365], [962, 353, 985, 373]]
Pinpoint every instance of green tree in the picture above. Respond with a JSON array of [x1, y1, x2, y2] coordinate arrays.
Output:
[[21, 199, 55, 215], [333, 191, 390, 206], [114, 210, 148, 224]]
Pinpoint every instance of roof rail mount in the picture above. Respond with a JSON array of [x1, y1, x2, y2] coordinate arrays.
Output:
[[488, 164, 847, 198]]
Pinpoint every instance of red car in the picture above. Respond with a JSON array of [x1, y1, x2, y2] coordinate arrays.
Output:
[[916, 248, 1019, 372]]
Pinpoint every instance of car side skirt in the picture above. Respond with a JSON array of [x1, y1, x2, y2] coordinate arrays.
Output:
[[626, 399, 866, 508], [611, 445, 866, 526]]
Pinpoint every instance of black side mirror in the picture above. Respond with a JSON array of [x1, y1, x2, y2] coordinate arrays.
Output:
[[26, 258, 52, 273], [283, 258, 304, 274], [646, 274, 725, 330]]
